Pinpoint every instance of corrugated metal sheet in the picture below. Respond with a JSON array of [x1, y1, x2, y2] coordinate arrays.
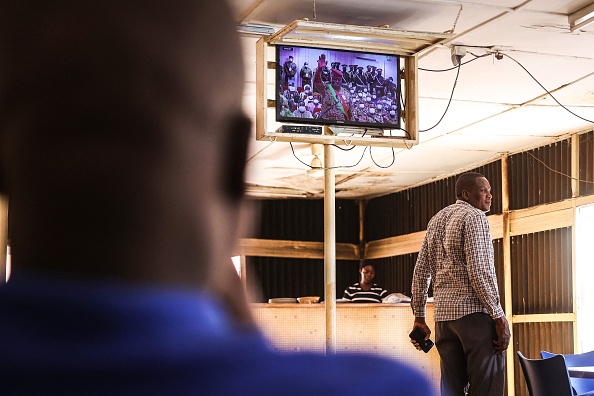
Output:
[[579, 130, 594, 196], [508, 140, 572, 210], [493, 239, 505, 310], [369, 254, 418, 297], [510, 228, 573, 315], [513, 321, 574, 396], [247, 257, 359, 302], [252, 198, 360, 243], [364, 161, 502, 240]]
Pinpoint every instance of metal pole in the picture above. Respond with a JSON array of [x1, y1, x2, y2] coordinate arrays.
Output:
[[0, 195, 8, 283], [324, 143, 336, 354]]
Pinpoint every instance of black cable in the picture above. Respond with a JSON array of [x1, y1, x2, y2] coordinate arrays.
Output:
[[289, 142, 369, 170], [289, 142, 313, 168], [501, 52, 594, 124], [419, 60, 461, 133], [329, 129, 368, 151], [418, 53, 489, 72], [369, 146, 396, 168], [331, 143, 358, 151]]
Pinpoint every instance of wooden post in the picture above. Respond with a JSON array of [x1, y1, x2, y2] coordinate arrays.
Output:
[[324, 143, 336, 354], [0, 195, 8, 283]]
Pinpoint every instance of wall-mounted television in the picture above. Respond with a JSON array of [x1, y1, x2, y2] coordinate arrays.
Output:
[[276, 44, 400, 130]]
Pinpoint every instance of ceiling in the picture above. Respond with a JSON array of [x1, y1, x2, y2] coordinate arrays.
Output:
[[230, 0, 594, 199]]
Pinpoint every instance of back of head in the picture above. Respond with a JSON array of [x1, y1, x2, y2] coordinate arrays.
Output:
[[0, 0, 253, 317]]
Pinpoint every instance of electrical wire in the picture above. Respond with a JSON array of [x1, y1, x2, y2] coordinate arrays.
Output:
[[419, 60, 461, 133], [289, 142, 369, 170], [500, 52, 594, 124], [525, 150, 594, 184], [369, 146, 396, 168], [285, 48, 594, 173], [418, 53, 489, 72]]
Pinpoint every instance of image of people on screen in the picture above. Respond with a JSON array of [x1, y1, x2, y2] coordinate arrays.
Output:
[[313, 54, 351, 122], [283, 55, 297, 86], [277, 46, 400, 128]]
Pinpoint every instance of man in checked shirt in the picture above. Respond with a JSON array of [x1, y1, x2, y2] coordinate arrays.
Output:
[[411, 172, 511, 396]]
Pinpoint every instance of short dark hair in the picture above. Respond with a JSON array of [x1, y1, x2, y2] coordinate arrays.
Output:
[[359, 260, 375, 271], [455, 172, 485, 198]]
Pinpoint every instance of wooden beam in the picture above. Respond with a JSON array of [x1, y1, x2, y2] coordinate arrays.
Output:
[[235, 238, 360, 260], [364, 230, 425, 259], [510, 205, 573, 236], [237, 196, 590, 262], [512, 313, 575, 323], [363, 214, 503, 260]]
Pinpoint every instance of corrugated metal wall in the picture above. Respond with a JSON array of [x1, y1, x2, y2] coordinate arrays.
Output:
[[247, 257, 359, 302], [511, 228, 573, 315], [248, 161, 504, 302], [513, 322, 574, 396], [249, 198, 360, 242], [510, 226, 573, 396], [580, 130, 594, 196], [247, 132, 588, 396], [247, 199, 361, 302], [508, 140, 572, 210], [369, 254, 418, 297], [364, 160, 502, 240]]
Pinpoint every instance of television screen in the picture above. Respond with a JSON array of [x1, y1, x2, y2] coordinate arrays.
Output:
[[276, 45, 400, 130]]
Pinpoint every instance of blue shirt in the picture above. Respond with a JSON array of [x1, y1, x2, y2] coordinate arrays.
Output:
[[0, 272, 436, 395]]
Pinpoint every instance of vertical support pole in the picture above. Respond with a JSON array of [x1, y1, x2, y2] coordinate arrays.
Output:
[[571, 134, 579, 352], [240, 255, 247, 290], [324, 143, 336, 354], [404, 54, 419, 144], [0, 195, 8, 283], [501, 154, 514, 396], [358, 200, 365, 259]]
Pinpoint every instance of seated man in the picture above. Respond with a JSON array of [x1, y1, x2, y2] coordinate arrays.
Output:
[[344, 261, 389, 303], [0, 1, 435, 395]]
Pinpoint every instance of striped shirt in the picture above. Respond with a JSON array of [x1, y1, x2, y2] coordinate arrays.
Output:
[[343, 283, 388, 303], [411, 200, 504, 322]]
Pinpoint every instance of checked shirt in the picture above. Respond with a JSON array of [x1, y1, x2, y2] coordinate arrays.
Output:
[[411, 200, 504, 322]]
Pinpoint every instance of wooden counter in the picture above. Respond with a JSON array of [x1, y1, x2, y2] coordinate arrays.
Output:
[[251, 302, 440, 393]]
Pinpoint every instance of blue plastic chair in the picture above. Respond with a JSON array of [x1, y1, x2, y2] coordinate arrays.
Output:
[[541, 349, 594, 366], [541, 350, 594, 395], [517, 352, 594, 396]]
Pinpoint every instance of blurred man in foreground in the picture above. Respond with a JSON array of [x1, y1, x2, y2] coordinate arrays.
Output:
[[0, 1, 435, 394]]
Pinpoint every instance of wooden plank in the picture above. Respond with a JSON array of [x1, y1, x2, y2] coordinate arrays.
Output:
[[576, 194, 594, 207], [364, 214, 502, 259], [238, 196, 583, 261], [364, 230, 426, 259], [510, 207, 573, 236], [235, 238, 360, 260], [489, 214, 504, 239], [512, 313, 575, 323]]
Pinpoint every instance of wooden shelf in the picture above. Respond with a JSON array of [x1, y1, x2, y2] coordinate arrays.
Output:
[[260, 131, 417, 148]]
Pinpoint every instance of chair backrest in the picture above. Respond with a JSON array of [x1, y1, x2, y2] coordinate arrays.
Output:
[[517, 352, 574, 396], [541, 350, 594, 367], [540, 350, 594, 395]]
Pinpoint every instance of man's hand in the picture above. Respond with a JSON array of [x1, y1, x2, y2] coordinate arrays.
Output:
[[410, 318, 431, 351], [492, 315, 510, 354]]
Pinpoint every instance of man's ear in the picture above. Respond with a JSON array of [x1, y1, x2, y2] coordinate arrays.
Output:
[[461, 190, 468, 200], [222, 114, 252, 201]]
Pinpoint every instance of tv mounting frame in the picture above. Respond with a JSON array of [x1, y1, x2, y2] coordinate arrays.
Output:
[[255, 20, 451, 148]]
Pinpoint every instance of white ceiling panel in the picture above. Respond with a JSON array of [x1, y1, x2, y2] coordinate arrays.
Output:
[[230, 0, 594, 199]]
